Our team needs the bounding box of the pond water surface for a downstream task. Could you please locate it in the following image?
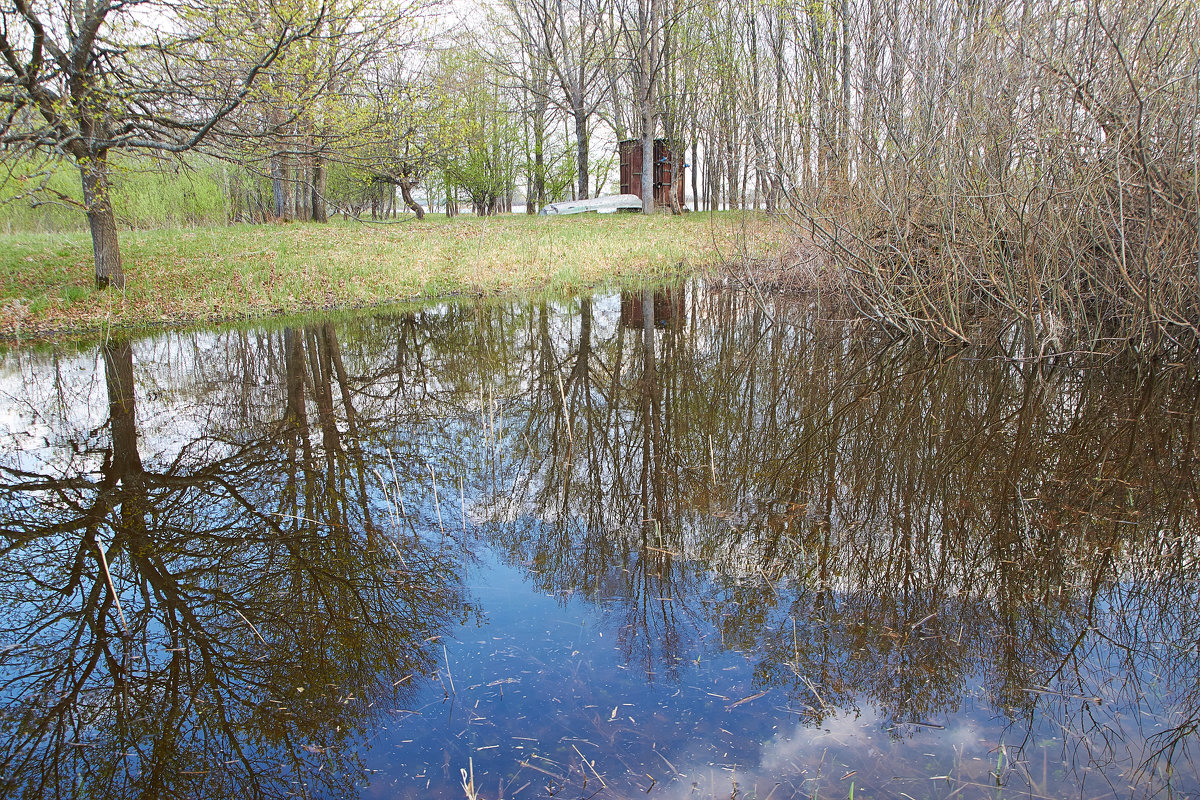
[1,285,1199,799]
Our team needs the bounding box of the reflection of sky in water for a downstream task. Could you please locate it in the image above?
[368,549,785,798]
[360,548,1200,799]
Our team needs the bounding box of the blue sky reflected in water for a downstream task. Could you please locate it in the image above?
[362,547,1198,799]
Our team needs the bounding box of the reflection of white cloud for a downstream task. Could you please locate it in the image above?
[0,349,107,476]
[1,332,271,476]
[647,710,877,800]
[649,707,993,800]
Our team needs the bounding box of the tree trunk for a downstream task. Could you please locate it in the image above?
[399,179,426,220]
[294,154,310,221]
[311,155,328,223]
[536,103,547,210]
[641,125,655,213]
[80,151,125,290]
[839,0,850,187]
[727,127,740,210]
[272,152,289,220]
[529,100,546,214]
[638,0,660,213]
[691,138,700,212]
[669,150,683,215]
[294,156,307,221]
[283,154,297,220]
[574,102,590,199]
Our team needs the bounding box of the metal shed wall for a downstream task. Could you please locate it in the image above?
[618,139,685,208]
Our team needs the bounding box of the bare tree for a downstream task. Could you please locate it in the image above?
[238,0,427,224]
[355,64,466,221]
[635,0,662,212]
[497,0,614,199]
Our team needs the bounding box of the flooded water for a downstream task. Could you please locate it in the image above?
[1,285,1199,800]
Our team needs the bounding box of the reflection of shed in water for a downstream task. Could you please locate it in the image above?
[618,139,685,208]
[621,290,685,328]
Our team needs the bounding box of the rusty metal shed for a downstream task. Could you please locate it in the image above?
[620,289,685,328]
[618,138,685,208]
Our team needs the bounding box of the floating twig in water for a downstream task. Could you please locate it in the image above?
[654,748,682,777]
[572,744,607,788]
[519,759,567,782]
[460,757,479,800]
[234,609,267,646]
[94,540,129,635]
[726,690,769,710]
[911,612,938,630]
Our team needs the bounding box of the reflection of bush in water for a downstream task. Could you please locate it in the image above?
[1,290,1196,796]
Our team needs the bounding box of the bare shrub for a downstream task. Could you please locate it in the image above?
[783,0,1199,357]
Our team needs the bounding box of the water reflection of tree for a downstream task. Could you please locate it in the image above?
[470,285,1200,783]
[473,290,711,678]
[0,328,468,799]
[2,291,1199,794]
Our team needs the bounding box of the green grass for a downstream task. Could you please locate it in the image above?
[0,155,230,233]
[0,212,779,338]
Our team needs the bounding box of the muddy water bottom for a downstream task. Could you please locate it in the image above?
[0,285,1197,799]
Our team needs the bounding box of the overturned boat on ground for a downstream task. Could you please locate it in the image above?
[538,194,642,215]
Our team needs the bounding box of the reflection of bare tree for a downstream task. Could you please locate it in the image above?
[475,289,702,676]
[0,330,467,799]
[468,285,1200,787]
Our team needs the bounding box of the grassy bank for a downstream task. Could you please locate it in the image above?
[0,212,777,339]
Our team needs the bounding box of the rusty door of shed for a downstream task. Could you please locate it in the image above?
[618,139,684,208]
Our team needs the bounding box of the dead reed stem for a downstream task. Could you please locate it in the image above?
[429,463,444,533]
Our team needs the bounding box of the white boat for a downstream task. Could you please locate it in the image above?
[538,194,643,215]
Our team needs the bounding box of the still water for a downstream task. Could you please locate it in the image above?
[1,285,1198,799]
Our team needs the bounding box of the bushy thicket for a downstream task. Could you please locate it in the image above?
[782,0,1199,356]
